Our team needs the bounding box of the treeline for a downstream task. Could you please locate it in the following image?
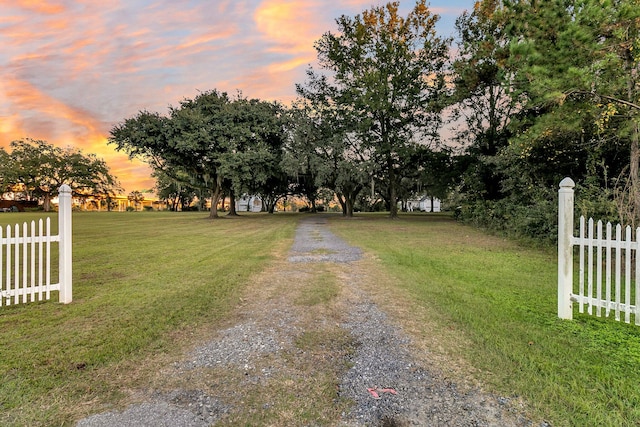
[451,0,639,243]
[0,139,121,211]
[110,0,640,242]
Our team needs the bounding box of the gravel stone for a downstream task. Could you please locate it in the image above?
[338,295,526,426]
[288,216,363,263]
[287,216,533,427]
[181,321,285,370]
[75,401,212,427]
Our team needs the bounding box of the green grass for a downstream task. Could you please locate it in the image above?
[0,211,297,426]
[4,210,640,425]
[294,268,340,307]
[329,212,640,427]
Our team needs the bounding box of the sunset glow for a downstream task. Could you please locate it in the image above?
[0,0,469,193]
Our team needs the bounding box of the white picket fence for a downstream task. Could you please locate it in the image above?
[0,185,72,306]
[558,177,640,323]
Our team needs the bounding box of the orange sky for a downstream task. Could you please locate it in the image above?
[0,0,469,194]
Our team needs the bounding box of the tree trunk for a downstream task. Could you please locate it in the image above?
[263,194,278,214]
[43,193,51,212]
[631,121,640,228]
[209,187,221,219]
[227,188,239,216]
[627,55,639,228]
[338,186,360,218]
[336,192,347,216]
[345,196,354,217]
[388,158,398,219]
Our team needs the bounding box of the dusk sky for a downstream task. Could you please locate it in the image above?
[1,0,472,193]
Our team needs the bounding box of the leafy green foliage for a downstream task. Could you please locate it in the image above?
[127,190,145,210]
[109,91,287,218]
[284,100,371,216]
[153,169,197,211]
[303,0,450,218]
[1,139,121,211]
[451,0,638,239]
[451,0,516,201]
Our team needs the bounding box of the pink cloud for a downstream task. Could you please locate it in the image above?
[254,0,328,57]
[4,0,67,15]
[1,77,108,146]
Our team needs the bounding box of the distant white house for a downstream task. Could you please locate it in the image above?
[406,195,441,212]
[235,195,263,212]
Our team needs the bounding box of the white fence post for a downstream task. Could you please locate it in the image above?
[58,184,72,304]
[558,177,575,319]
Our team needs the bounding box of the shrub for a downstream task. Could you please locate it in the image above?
[455,179,619,246]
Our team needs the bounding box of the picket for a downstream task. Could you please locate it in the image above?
[0,185,72,306]
[559,178,640,324]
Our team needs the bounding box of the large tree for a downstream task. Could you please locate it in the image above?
[3,139,121,211]
[285,98,371,217]
[504,0,640,224]
[110,90,287,219]
[219,97,288,215]
[304,0,450,218]
[282,104,325,213]
[446,0,639,241]
[451,0,518,201]
[111,90,230,218]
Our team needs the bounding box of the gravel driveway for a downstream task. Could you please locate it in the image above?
[77,215,540,427]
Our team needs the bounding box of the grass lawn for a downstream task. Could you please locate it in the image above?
[0,211,297,426]
[2,211,639,426]
[330,213,640,427]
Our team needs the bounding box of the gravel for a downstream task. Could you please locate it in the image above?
[181,321,286,370]
[76,215,542,427]
[288,217,363,263]
[338,294,529,426]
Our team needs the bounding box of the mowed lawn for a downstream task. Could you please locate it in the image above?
[0,211,297,426]
[330,213,640,427]
[1,211,640,426]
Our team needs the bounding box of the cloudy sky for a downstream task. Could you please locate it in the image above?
[0,0,471,193]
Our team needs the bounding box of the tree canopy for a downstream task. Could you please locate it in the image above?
[109,90,287,218]
[448,0,640,240]
[1,139,121,211]
[300,0,450,218]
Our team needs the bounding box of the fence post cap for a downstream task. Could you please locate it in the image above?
[59,184,72,193]
[559,177,575,189]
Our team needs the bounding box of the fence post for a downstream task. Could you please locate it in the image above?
[58,184,72,304]
[558,177,575,319]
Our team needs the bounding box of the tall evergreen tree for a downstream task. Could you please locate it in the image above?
[451,0,517,201]
[506,0,640,224]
